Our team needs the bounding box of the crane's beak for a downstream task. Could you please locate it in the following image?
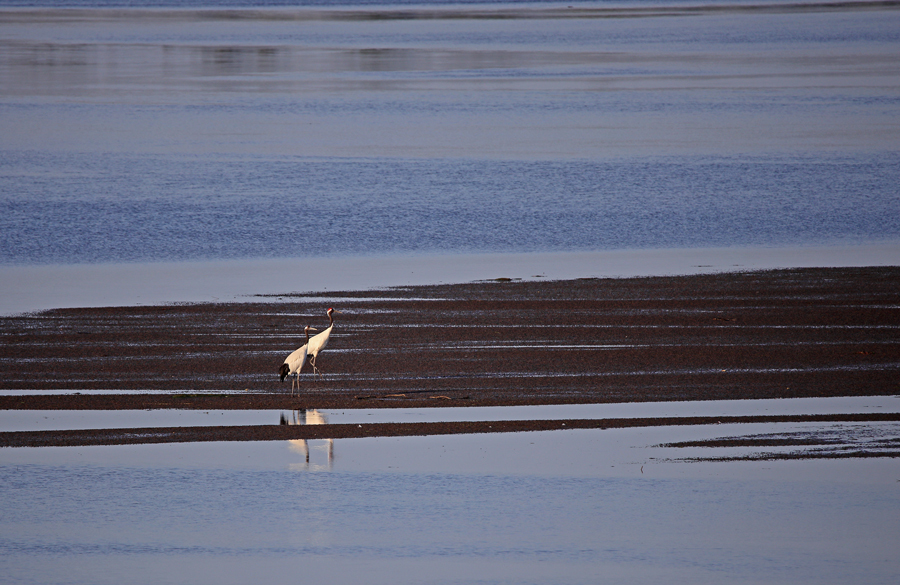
[309,327,318,331]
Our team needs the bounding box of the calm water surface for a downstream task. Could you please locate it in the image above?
[3,395,899,430]
[1,0,899,267]
[2,426,900,585]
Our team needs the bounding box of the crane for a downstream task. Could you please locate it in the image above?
[307,307,340,377]
[278,325,317,395]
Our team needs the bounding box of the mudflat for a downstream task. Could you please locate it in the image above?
[2,267,898,446]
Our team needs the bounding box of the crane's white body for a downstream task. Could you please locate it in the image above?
[307,308,339,377]
[279,325,316,395]
[282,345,308,394]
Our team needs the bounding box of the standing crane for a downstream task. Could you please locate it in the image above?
[307,307,340,377]
[279,325,317,395]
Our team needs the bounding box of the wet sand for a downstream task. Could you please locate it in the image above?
[5,413,900,450]
[2,267,899,447]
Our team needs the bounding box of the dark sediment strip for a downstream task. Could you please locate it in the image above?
[1,267,898,446]
[3,413,899,448]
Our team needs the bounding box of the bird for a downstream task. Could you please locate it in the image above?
[279,325,317,395]
[306,307,340,377]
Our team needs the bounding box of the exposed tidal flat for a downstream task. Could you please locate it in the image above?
[2,266,900,446]
[2,268,900,585]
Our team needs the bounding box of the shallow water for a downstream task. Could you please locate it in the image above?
[2,1,899,273]
[3,399,899,583]
[3,425,900,585]
[2,395,899,431]
[2,0,899,314]
[2,243,899,315]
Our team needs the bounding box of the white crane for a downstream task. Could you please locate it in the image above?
[279,325,317,395]
[307,307,340,377]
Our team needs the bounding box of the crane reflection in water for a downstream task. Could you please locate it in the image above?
[281,408,334,470]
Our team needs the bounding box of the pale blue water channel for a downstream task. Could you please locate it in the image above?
[3,420,900,584]
[2,396,898,431]
[2,397,900,584]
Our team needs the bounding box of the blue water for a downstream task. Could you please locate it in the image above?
[3,153,898,264]
[2,430,900,585]
[2,0,899,267]
[0,467,884,583]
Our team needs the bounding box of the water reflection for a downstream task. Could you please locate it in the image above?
[2,396,898,432]
[2,39,608,94]
[196,45,289,80]
[281,408,334,470]
[3,427,899,585]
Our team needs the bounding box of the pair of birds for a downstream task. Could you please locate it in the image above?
[279,307,339,395]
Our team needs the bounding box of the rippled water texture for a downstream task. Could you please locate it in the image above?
[3,426,900,585]
[2,1,899,265]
